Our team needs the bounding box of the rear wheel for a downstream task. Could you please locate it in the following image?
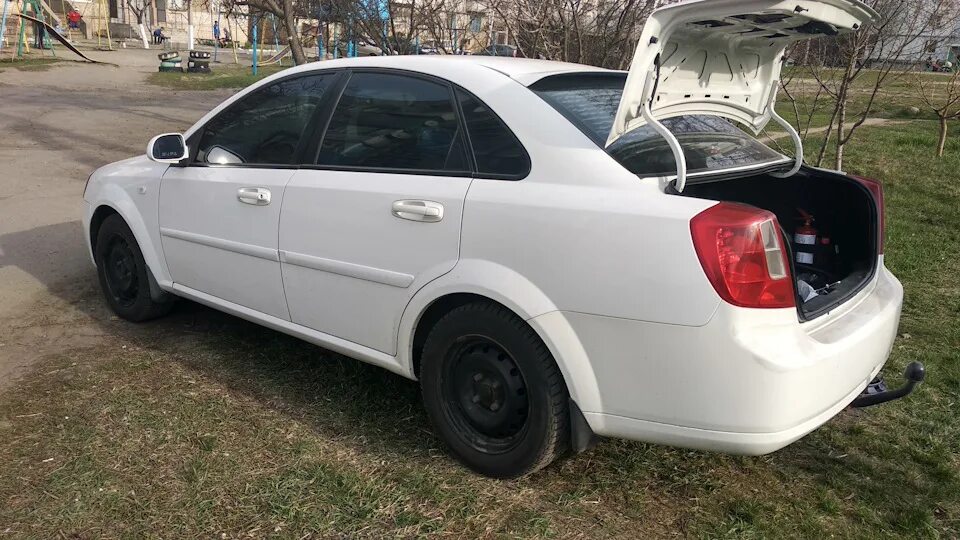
[420,302,569,478]
[95,214,174,322]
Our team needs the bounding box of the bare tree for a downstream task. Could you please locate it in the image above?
[783,0,960,169]
[915,68,960,156]
[126,0,154,25]
[485,0,658,68]
[221,0,308,63]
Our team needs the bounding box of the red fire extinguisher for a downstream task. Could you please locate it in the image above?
[794,209,818,265]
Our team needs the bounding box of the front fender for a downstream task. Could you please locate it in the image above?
[397,259,603,413]
[86,185,170,286]
[83,156,169,286]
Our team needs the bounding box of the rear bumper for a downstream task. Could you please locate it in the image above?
[536,263,903,455]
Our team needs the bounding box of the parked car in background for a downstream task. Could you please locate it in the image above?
[83,0,921,479]
[336,40,390,57]
[417,40,442,54]
[475,44,519,57]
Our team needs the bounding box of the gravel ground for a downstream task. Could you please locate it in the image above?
[0,48,233,388]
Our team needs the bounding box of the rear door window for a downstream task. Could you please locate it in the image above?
[317,72,468,172]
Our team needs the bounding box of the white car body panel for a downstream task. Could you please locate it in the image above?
[280,170,471,355]
[83,155,173,284]
[82,51,903,456]
[159,166,293,320]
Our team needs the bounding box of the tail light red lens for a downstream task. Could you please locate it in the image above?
[851,175,885,254]
[691,202,795,309]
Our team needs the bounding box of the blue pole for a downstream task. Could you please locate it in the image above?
[252,17,258,76]
[317,28,323,60]
[0,0,11,55]
[270,13,281,65]
[347,17,354,57]
[333,26,338,58]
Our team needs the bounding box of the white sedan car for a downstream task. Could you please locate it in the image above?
[83,0,922,478]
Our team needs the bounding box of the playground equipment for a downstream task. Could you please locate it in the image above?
[187,49,210,72]
[11,0,54,57]
[16,13,100,62]
[158,50,181,71]
[92,0,110,50]
[255,44,289,66]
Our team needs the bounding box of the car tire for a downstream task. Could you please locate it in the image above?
[94,214,174,322]
[420,302,569,478]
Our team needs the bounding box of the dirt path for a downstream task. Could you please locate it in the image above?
[762,116,903,141]
[0,49,233,389]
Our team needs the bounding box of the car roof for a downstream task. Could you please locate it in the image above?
[283,55,615,86]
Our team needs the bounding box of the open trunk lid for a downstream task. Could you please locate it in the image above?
[607,0,878,191]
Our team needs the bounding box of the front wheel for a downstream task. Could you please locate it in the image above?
[94,214,174,322]
[420,302,569,478]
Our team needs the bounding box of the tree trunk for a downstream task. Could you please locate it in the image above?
[938,116,948,157]
[835,97,846,170]
[281,0,306,64]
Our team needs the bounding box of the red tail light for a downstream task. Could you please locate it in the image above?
[851,175,885,254]
[691,202,795,309]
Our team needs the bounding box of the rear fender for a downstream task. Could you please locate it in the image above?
[397,259,603,413]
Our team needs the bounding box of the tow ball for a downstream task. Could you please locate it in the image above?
[850,361,926,408]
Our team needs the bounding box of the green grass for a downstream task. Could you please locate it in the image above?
[146,64,289,90]
[1,119,959,537]
[0,56,65,71]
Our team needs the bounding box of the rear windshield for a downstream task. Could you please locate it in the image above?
[530,74,784,177]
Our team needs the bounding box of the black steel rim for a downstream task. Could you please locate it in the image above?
[441,335,530,454]
[102,235,139,308]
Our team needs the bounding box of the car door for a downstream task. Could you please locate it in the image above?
[279,70,474,355]
[159,72,337,320]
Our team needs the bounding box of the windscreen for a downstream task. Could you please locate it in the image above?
[530,74,784,177]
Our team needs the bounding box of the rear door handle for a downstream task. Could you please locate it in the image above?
[238,187,271,205]
[392,200,443,222]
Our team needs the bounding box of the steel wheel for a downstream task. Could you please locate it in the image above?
[94,213,174,322]
[103,235,139,308]
[420,302,569,478]
[441,336,530,453]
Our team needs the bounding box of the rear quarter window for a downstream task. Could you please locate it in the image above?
[456,89,530,179]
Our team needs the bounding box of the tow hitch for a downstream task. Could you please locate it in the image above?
[851,361,925,408]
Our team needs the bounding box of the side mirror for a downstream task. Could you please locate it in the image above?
[147,133,188,163]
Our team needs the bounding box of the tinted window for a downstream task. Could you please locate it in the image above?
[531,74,783,176]
[317,73,467,172]
[196,74,332,165]
[456,89,529,177]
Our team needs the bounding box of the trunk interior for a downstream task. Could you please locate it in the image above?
[675,168,880,320]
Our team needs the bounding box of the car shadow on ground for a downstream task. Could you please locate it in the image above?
[2,221,948,520]
[0,219,437,461]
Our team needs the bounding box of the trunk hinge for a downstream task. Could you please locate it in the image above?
[641,54,688,191]
[768,86,803,178]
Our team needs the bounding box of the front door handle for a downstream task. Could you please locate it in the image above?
[238,187,271,205]
[392,200,443,222]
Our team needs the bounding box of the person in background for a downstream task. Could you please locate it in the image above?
[67,9,81,30]
[153,27,167,44]
[213,21,220,45]
[222,25,231,46]
[33,19,45,48]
